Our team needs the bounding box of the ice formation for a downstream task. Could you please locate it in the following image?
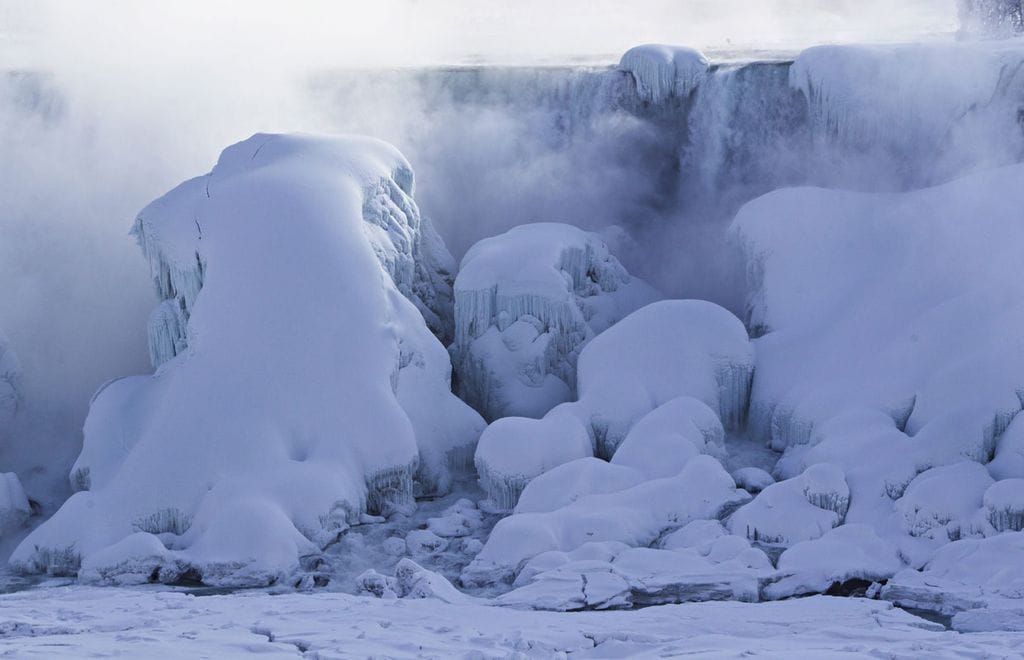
[451,223,658,421]
[984,479,1024,532]
[610,397,726,479]
[618,45,709,105]
[0,331,20,429]
[0,472,31,534]
[474,413,592,512]
[11,134,483,585]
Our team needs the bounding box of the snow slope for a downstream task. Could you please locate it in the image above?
[10,134,483,586]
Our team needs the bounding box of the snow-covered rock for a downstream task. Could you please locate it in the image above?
[990,414,1024,480]
[618,44,709,104]
[461,455,749,587]
[11,134,483,585]
[357,558,477,605]
[731,467,775,494]
[474,412,593,512]
[573,300,754,458]
[896,462,992,541]
[764,524,903,600]
[728,464,849,546]
[451,223,658,421]
[610,396,726,479]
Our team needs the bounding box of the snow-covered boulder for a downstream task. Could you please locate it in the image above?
[0,331,21,429]
[728,464,849,546]
[573,300,754,458]
[451,223,658,421]
[461,455,749,587]
[990,414,1024,480]
[610,396,726,479]
[11,134,483,585]
[618,44,709,105]
[357,558,477,605]
[764,524,903,600]
[731,467,775,494]
[474,412,593,512]
[984,479,1024,533]
[896,462,993,541]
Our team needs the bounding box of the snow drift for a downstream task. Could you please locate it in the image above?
[11,133,483,585]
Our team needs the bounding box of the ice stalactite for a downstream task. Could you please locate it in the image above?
[618,45,709,105]
[983,479,1024,532]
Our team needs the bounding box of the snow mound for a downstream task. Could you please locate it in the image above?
[896,462,993,541]
[357,558,477,605]
[461,455,749,588]
[764,524,903,600]
[618,44,709,104]
[728,464,849,546]
[513,458,643,515]
[574,300,754,458]
[0,472,31,534]
[451,223,658,421]
[11,133,483,585]
[0,331,21,429]
[474,412,593,512]
[991,414,1024,480]
[610,396,726,479]
[732,467,775,494]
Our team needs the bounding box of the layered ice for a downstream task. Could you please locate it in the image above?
[451,223,658,421]
[618,45,709,105]
[11,134,483,585]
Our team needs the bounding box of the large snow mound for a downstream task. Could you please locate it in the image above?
[451,222,658,421]
[11,133,483,586]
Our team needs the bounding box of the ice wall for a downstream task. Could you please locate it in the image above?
[451,223,659,421]
[0,331,21,429]
[11,134,483,586]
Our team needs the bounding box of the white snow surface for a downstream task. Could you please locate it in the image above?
[10,133,484,586]
[451,222,658,421]
[618,44,710,104]
[2,586,1020,658]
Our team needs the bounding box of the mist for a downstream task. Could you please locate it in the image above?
[0,0,968,500]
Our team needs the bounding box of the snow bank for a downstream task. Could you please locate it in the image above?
[461,455,749,587]
[573,300,754,458]
[618,44,709,105]
[474,412,592,512]
[11,133,483,585]
[451,223,658,421]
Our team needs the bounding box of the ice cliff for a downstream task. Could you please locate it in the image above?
[451,223,658,421]
[10,134,483,586]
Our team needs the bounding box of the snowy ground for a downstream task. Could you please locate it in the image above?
[1,586,1022,658]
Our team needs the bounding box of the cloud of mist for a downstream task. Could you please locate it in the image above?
[0,0,966,500]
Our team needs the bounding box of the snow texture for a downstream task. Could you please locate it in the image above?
[11,133,483,586]
[451,222,658,421]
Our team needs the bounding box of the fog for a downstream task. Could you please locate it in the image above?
[0,0,966,499]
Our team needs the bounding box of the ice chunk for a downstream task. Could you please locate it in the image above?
[896,462,993,541]
[462,455,749,587]
[451,223,658,421]
[359,559,478,605]
[611,396,726,479]
[984,479,1024,532]
[11,134,483,585]
[573,300,754,457]
[513,458,644,515]
[618,44,709,104]
[405,529,449,557]
[474,412,593,512]
[728,464,849,546]
[764,524,903,600]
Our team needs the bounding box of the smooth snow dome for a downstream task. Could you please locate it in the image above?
[611,396,727,479]
[11,133,483,585]
[451,222,658,421]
